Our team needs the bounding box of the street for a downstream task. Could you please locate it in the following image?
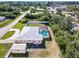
[0,10,30,39]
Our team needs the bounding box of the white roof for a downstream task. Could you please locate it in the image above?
[31,12,43,15]
[11,44,26,50]
[16,26,43,41]
[37,8,44,10]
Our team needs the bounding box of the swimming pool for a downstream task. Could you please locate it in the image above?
[40,30,49,38]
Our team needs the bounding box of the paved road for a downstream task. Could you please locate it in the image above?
[0,10,30,39]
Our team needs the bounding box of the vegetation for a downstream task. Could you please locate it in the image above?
[48,13,79,57]
[0,5,14,12]
[1,31,14,40]
[13,22,26,30]
[29,24,44,26]
[30,7,36,13]
[0,43,12,58]
[13,18,27,30]
[32,9,79,57]
[0,19,13,28]
[1,1,79,58]
[0,11,20,19]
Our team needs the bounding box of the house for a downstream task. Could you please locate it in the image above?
[0,16,6,21]
[10,26,49,56]
[37,7,44,11]
[15,26,49,44]
[62,12,76,16]
[15,26,43,44]
[47,7,54,13]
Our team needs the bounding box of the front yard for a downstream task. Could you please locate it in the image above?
[0,43,12,58]
[13,18,26,30]
[1,31,14,40]
[0,19,13,28]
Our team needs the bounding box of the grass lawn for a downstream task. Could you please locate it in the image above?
[1,31,14,40]
[0,19,13,28]
[0,43,12,58]
[13,22,26,30]
[29,24,45,26]
[13,18,26,30]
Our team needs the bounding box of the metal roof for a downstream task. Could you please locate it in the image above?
[16,26,43,41]
[11,44,26,49]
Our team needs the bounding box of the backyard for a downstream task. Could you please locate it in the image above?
[28,26,60,58]
[29,23,45,26]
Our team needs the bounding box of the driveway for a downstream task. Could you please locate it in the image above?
[7,29,20,40]
[0,29,20,43]
[0,10,30,39]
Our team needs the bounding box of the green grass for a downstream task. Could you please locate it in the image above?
[13,22,26,30]
[13,18,26,30]
[1,31,14,40]
[0,19,13,28]
[0,43,12,58]
[29,24,45,26]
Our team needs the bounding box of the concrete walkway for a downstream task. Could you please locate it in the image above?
[7,29,20,40]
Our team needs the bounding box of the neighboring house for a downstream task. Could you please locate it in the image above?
[0,16,6,21]
[68,12,77,17]
[47,5,67,14]
[55,5,66,10]
[47,7,54,13]
[62,12,77,17]
[72,22,79,31]
[37,7,44,11]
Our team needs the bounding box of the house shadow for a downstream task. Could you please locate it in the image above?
[44,32,52,41]
[27,40,46,49]
[9,52,29,58]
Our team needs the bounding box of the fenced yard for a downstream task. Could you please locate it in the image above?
[28,26,60,58]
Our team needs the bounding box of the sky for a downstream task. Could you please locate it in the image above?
[0,0,79,1]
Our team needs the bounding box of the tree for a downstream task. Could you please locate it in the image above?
[56,9,62,15]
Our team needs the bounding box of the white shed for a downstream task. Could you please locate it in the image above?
[11,44,27,53]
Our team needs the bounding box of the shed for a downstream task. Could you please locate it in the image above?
[11,44,27,53]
